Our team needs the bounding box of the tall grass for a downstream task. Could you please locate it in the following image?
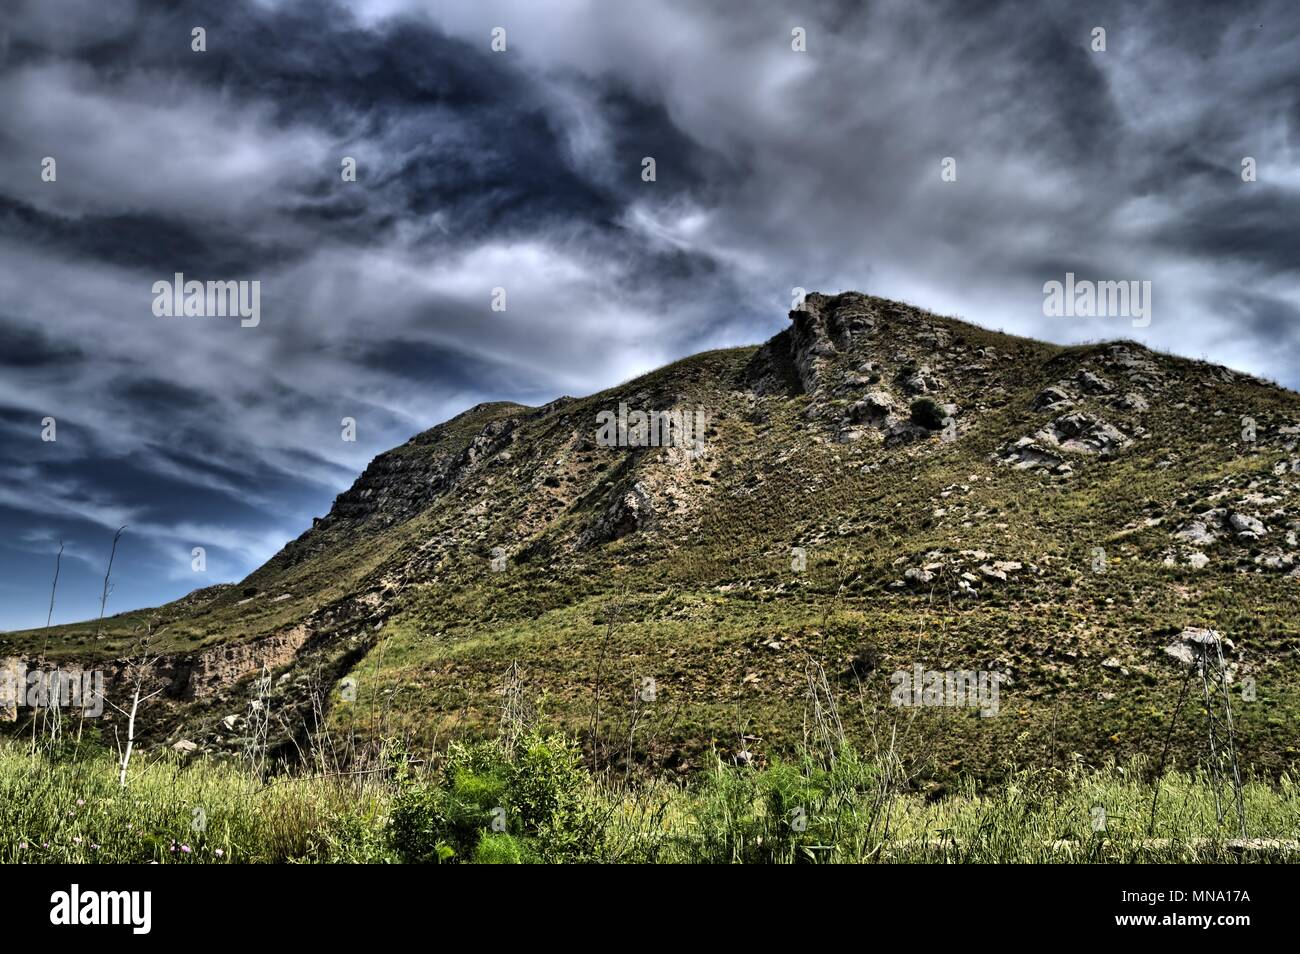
[2,740,1296,863]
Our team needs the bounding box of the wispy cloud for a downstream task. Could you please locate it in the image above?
[1,0,1296,627]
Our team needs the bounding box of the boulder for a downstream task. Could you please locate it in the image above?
[1164,627,1234,668]
[1031,386,1072,411]
[1076,370,1115,394]
[1228,512,1266,537]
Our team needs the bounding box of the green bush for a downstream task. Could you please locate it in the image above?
[387,781,456,863]
[909,397,946,430]
[504,732,605,863]
[385,734,603,863]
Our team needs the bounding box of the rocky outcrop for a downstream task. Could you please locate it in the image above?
[1036,413,1130,455]
[581,481,656,546]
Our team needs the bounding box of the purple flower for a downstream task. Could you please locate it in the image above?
[180,844,192,853]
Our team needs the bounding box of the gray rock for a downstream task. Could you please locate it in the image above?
[1164,627,1234,668]
[1174,521,1219,546]
[1076,370,1115,394]
[846,391,895,424]
[1031,386,1072,411]
[1036,413,1130,455]
[1228,512,1266,537]
[1101,656,1129,675]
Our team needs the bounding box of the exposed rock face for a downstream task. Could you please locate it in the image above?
[582,481,656,546]
[175,625,313,701]
[848,391,895,424]
[787,294,873,394]
[1174,519,1220,546]
[1174,509,1268,545]
[1228,512,1266,537]
[0,625,313,725]
[0,657,20,722]
[1076,369,1115,394]
[1032,385,1072,411]
[305,414,517,538]
[902,366,940,394]
[997,437,1066,472]
[1035,413,1130,456]
[996,411,1129,471]
[785,294,969,448]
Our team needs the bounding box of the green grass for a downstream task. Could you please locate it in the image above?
[2,738,1297,864]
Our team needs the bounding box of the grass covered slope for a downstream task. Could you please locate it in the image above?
[4,293,1299,785]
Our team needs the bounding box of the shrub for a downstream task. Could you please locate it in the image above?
[387,781,456,863]
[504,732,605,863]
[910,397,946,430]
[385,734,603,862]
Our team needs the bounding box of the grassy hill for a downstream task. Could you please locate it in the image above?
[5,292,1299,789]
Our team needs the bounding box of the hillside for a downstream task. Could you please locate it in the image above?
[4,293,1299,784]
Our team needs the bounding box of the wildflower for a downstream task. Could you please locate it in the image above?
[214,848,224,858]
[18,842,27,850]
[76,799,85,806]
[180,844,192,853]
[73,836,81,844]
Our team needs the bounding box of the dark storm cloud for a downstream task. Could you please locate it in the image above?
[0,323,84,368]
[1,0,1297,628]
[0,195,295,275]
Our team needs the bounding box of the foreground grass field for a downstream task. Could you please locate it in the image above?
[3,734,1298,864]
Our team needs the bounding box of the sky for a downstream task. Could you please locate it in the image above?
[0,0,1297,630]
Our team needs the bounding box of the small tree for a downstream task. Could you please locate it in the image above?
[107,626,163,788]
